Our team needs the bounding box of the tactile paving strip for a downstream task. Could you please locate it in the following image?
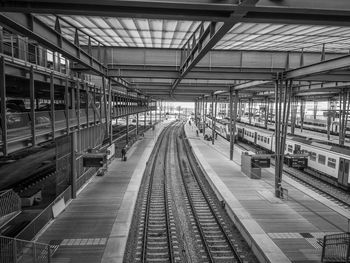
[60,238,107,246]
[268,232,342,250]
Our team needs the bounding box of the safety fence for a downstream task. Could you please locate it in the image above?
[322,232,350,262]
[0,235,51,263]
[16,186,71,242]
[0,189,21,222]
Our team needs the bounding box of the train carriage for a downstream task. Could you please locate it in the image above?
[206,116,350,189]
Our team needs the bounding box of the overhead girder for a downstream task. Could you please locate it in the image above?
[170,0,258,93]
[104,48,350,82]
[0,12,107,76]
[285,54,350,80]
[0,12,132,91]
[3,0,350,26]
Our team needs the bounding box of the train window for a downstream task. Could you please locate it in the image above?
[310,152,316,161]
[318,154,326,165]
[258,135,260,140]
[267,138,270,144]
[328,158,336,169]
[288,145,293,153]
[264,137,267,143]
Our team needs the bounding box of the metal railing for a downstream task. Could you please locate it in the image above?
[322,232,350,262]
[16,186,71,242]
[0,235,51,263]
[0,189,21,219]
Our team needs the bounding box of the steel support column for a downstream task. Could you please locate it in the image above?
[50,72,55,140]
[327,98,331,140]
[65,77,70,134]
[29,66,36,146]
[300,99,305,132]
[70,131,77,199]
[290,95,297,135]
[108,79,113,145]
[126,93,129,145]
[144,102,147,129]
[203,97,207,136]
[0,57,7,155]
[229,87,233,160]
[155,101,157,123]
[102,77,108,132]
[213,94,218,145]
[274,77,293,198]
[248,99,252,124]
[264,97,268,128]
[313,101,318,119]
[136,112,139,135]
[194,99,197,126]
[211,94,214,144]
[150,100,152,126]
[76,81,81,131]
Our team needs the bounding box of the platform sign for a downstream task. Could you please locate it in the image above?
[284,155,308,168]
[251,154,271,168]
[83,153,106,167]
[106,144,115,160]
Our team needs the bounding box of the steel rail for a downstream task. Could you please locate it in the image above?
[175,124,243,263]
[141,122,176,263]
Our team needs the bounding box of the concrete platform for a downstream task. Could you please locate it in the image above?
[185,123,350,263]
[37,121,169,263]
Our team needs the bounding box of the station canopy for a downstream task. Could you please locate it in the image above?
[31,11,350,101]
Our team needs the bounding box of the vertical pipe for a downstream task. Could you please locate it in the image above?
[232,91,238,157]
[86,84,89,128]
[0,26,3,54]
[102,77,108,132]
[71,84,76,130]
[50,72,55,140]
[93,88,96,125]
[65,77,70,134]
[108,80,112,144]
[136,112,139,135]
[99,86,102,124]
[213,94,218,145]
[327,98,331,140]
[30,66,36,146]
[229,87,233,160]
[248,99,252,124]
[211,94,214,144]
[71,131,77,199]
[76,81,81,131]
[274,79,280,198]
[194,100,197,126]
[150,100,153,126]
[126,93,129,145]
[203,97,208,136]
[264,97,268,128]
[0,57,7,156]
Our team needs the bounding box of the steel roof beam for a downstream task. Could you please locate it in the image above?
[0,12,107,76]
[3,0,350,26]
[170,0,258,93]
[285,54,350,80]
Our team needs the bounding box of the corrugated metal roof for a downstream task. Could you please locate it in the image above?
[36,15,203,48]
[215,23,350,53]
[35,15,350,54]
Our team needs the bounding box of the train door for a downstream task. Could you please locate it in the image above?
[254,132,257,144]
[338,158,350,186]
[294,144,301,154]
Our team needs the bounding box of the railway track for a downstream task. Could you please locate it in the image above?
[126,122,256,263]
[136,122,180,262]
[176,125,244,262]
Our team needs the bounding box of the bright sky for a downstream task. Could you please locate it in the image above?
[163,102,194,110]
